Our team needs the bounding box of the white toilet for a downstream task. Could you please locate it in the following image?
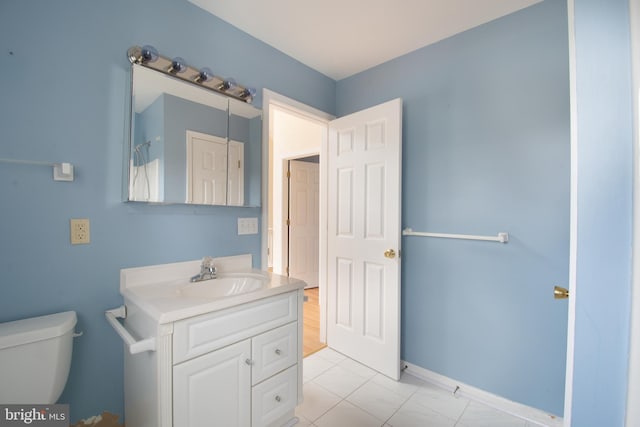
[0,311,77,404]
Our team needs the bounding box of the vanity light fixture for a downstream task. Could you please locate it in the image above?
[126,45,257,103]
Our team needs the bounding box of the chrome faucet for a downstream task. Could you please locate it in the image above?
[190,256,217,282]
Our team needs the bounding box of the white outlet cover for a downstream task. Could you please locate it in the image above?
[70,218,90,244]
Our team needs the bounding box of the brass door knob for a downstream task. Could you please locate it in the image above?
[384,249,396,259]
[554,286,569,300]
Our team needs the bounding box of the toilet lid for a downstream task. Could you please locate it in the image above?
[0,311,77,350]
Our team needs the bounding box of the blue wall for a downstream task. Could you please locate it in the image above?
[571,0,633,425]
[337,0,570,415]
[0,0,335,422]
[1,0,634,423]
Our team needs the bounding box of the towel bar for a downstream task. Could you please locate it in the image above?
[105,305,156,354]
[402,228,509,243]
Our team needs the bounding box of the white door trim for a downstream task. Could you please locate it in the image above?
[403,361,563,427]
[564,1,578,424]
[262,89,333,343]
[627,0,640,425]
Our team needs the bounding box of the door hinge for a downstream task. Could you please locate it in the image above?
[286,266,290,275]
[287,170,291,178]
[238,160,241,169]
[286,219,290,226]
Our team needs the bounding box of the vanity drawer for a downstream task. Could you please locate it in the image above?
[173,292,297,364]
[251,365,297,427]
[252,322,297,385]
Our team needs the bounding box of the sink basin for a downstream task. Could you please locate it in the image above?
[177,272,269,299]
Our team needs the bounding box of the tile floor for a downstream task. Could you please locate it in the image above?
[296,347,542,427]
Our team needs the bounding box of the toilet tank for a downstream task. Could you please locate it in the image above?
[0,311,77,404]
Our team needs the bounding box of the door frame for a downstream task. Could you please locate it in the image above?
[262,89,334,342]
[563,1,578,423]
[626,0,640,425]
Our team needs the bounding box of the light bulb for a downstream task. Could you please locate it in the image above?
[141,45,159,63]
[242,87,257,102]
[195,67,214,83]
[221,78,237,91]
[168,57,187,74]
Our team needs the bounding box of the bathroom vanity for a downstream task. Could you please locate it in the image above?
[108,255,305,427]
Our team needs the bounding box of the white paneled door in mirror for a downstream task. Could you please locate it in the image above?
[186,131,228,205]
[327,98,402,380]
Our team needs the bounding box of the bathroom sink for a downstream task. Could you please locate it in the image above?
[177,272,269,299]
[120,255,306,323]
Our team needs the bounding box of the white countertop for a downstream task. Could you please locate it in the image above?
[119,255,306,324]
[122,270,305,324]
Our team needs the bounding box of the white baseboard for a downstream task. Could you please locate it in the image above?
[401,361,563,427]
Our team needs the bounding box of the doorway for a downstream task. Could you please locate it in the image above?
[288,156,324,356]
[262,90,333,356]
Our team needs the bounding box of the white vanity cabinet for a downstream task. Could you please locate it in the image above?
[172,291,301,427]
[122,288,304,427]
[115,256,306,427]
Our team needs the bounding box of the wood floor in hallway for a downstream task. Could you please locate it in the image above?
[303,287,326,357]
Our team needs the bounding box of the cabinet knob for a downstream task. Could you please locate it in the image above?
[245,358,253,365]
[275,395,282,402]
[275,348,282,355]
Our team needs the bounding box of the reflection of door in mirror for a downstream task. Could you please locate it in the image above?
[227,141,245,206]
[186,131,228,205]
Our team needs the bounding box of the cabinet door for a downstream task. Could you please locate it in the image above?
[174,340,251,427]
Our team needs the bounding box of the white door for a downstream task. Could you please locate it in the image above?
[228,140,245,206]
[186,130,228,205]
[288,159,320,288]
[173,340,251,427]
[327,98,402,380]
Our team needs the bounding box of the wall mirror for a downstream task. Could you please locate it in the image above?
[126,64,261,206]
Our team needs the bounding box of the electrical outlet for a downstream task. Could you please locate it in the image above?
[70,218,90,244]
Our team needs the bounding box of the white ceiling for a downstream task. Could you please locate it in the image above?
[188,0,542,80]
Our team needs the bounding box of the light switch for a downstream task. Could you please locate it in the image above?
[237,218,258,235]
